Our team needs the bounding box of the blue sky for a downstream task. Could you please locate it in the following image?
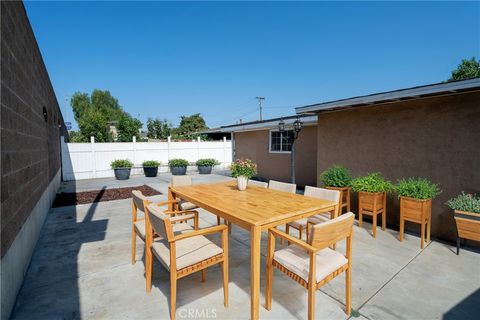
[24,1,479,130]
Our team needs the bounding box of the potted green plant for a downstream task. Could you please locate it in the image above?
[168,158,189,175]
[111,159,133,180]
[351,172,394,238]
[446,192,480,254]
[196,158,219,174]
[396,177,441,248]
[230,158,257,191]
[142,160,160,177]
[319,165,352,213]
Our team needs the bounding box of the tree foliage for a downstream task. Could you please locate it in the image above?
[448,57,480,81]
[70,90,142,142]
[147,118,172,139]
[171,113,208,140]
[117,114,143,142]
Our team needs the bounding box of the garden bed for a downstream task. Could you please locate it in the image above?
[52,185,161,207]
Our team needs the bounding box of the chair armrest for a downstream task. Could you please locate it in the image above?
[171,224,227,242]
[163,209,198,216]
[154,199,180,207]
[269,228,317,253]
[170,212,198,224]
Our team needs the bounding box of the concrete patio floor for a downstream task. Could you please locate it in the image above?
[11,173,480,319]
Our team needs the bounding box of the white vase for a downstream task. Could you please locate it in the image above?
[237,176,248,191]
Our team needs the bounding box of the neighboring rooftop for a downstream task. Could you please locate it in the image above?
[296,77,480,114]
[208,114,317,133]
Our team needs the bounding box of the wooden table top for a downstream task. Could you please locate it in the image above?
[170,180,338,229]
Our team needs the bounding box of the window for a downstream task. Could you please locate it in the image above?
[269,130,294,153]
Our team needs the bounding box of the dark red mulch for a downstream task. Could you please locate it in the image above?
[52,185,161,208]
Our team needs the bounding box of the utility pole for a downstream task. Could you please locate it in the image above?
[255,97,265,121]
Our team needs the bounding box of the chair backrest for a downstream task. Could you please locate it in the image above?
[308,212,354,250]
[248,180,268,188]
[132,190,148,213]
[171,175,192,187]
[268,180,296,194]
[304,186,340,204]
[147,203,173,241]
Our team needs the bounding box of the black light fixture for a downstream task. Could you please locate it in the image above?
[278,118,285,133]
[43,106,48,122]
[293,116,303,134]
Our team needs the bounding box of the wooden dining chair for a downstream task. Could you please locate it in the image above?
[286,186,341,243]
[131,190,198,265]
[248,179,268,188]
[265,212,354,320]
[268,180,297,193]
[171,176,198,211]
[145,203,229,320]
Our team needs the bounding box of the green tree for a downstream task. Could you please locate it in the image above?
[77,108,111,142]
[171,113,208,140]
[147,118,172,139]
[448,57,480,81]
[117,113,143,142]
[70,89,142,142]
[68,130,86,142]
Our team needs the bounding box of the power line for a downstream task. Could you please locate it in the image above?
[255,97,265,121]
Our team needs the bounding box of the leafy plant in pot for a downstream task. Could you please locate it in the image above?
[142,160,160,177]
[351,172,394,238]
[111,159,133,180]
[446,192,480,254]
[168,158,189,175]
[196,158,219,174]
[319,165,352,213]
[396,177,441,248]
[230,158,257,191]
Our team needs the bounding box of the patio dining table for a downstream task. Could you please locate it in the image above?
[168,180,339,319]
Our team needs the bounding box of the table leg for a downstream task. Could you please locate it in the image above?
[250,225,261,320]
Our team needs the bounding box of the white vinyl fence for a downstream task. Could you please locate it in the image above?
[61,136,232,181]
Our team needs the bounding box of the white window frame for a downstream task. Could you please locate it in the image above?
[268,129,293,154]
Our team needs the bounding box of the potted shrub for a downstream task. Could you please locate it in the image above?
[111,159,133,180]
[230,158,257,191]
[396,177,441,248]
[319,165,352,213]
[446,192,480,255]
[142,160,160,177]
[168,158,189,175]
[351,172,394,238]
[196,158,219,174]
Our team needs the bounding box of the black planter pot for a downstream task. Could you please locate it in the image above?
[114,168,131,180]
[198,165,212,174]
[143,166,158,177]
[171,166,187,175]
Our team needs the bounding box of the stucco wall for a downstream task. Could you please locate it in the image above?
[234,125,317,187]
[1,2,67,318]
[315,91,480,242]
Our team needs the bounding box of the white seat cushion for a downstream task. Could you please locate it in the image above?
[180,201,198,210]
[152,234,223,270]
[273,245,348,283]
[134,216,194,240]
[287,218,308,229]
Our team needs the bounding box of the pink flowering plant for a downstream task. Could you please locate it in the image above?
[230,158,257,179]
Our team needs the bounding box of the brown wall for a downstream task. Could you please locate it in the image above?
[1,1,67,257]
[316,91,480,242]
[234,125,317,187]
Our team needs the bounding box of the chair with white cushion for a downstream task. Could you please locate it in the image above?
[145,203,229,320]
[131,190,198,265]
[171,176,198,211]
[286,186,341,242]
[268,180,297,194]
[265,212,354,320]
[248,179,268,188]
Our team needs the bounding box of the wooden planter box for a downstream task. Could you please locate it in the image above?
[358,191,386,238]
[399,196,432,249]
[326,186,351,213]
[454,210,480,255]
